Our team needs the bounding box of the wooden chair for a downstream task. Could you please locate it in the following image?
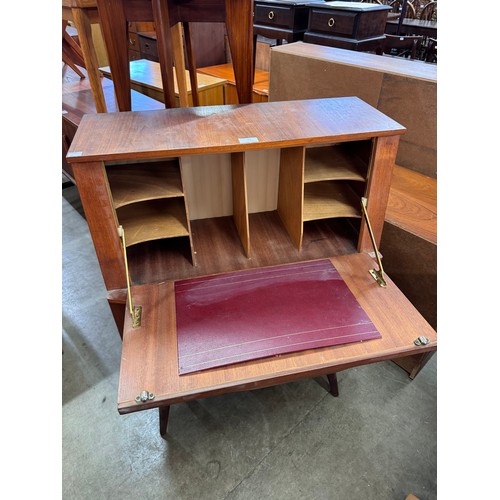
[389,0,417,18]
[62,20,86,79]
[377,34,424,59]
[420,1,437,21]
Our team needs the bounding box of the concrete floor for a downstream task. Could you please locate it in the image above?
[62,183,437,500]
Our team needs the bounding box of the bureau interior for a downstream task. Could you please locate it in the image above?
[104,139,374,285]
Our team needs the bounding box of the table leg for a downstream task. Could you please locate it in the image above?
[152,0,177,109]
[171,23,189,107]
[71,8,108,112]
[183,22,199,107]
[159,405,171,436]
[225,0,254,104]
[327,373,339,397]
[96,0,131,111]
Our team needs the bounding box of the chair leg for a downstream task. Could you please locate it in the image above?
[327,373,339,397]
[159,405,170,436]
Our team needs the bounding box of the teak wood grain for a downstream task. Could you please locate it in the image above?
[357,135,400,253]
[117,252,436,413]
[386,165,437,244]
[68,98,405,294]
[277,146,305,249]
[67,97,405,162]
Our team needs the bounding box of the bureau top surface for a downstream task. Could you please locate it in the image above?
[67,97,405,163]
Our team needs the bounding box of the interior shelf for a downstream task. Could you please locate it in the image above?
[116,198,190,246]
[106,159,184,208]
[303,181,362,221]
[304,144,368,183]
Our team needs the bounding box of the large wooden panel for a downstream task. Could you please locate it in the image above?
[380,223,436,329]
[385,165,437,245]
[269,42,436,178]
[377,74,437,177]
[269,47,383,107]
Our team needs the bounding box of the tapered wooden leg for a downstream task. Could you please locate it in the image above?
[152,0,177,109]
[327,373,339,397]
[95,0,130,111]
[172,22,189,107]
[72,7,108,112]
[159,405,170,436]
[225,0,254,104]
[183,22,199,106]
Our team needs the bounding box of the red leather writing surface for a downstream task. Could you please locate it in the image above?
[175,260,381,374]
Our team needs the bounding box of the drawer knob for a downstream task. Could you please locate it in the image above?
[328,17,335,27]
[268,11,275,20]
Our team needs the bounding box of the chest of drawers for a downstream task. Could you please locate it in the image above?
[304,1,391,51]
[253,0,319,43]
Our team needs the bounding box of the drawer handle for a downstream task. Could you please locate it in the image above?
[268,11,275,20]
[328,17,335,27]
[129,38,135,46]
[144,43,150,49]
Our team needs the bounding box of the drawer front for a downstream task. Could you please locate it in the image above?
[254,4,294,29]
[139,36,158,59]
[308,9,357,37]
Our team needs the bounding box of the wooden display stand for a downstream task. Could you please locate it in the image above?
[66,97,436,433]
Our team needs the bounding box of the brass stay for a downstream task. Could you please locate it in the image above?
[118,225,142,327]
[360,197,387,288]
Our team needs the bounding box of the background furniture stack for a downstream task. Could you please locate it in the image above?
[268,41,436,331]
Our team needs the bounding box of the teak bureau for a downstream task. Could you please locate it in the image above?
[66,97,436,434]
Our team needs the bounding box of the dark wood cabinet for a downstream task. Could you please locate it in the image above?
[253,0,318,43]
[304,1,391,51]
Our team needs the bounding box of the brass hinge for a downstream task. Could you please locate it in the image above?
[360,197,387,287]
[135,390,155,403]
[118,225,142,327]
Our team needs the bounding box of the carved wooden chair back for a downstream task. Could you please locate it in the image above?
[389,0,417,18]
[420,1,437,21]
